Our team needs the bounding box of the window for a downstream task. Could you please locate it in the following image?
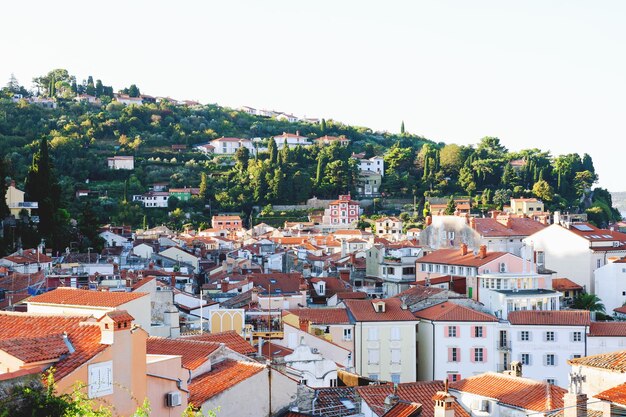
[474,326,484,338]
[520,331,530,341]
[572,332,582,342]
[368,349,380,365]
[447,373,461,382]
[573,354,582,359]
[385,267,395,275]
[421,264,426,272]
[391,374,401,384]
[499,263,507,272]
[390,327,401,341]
[597,259,602,268]
[368,374,379,380]
[545,331,555,342]
[448,326,457,338]
[450,266,456,274]
[88,361,113,398]
[546,354,556,366]
[368,327,379,341]
[521,353,530,365]
[450,347,459,362]
[343,328,352,341]
[537,251,545,266]
[391,349,401,364]
[474,348,484,363]
[546,378,556,385]
[402,267,415,275]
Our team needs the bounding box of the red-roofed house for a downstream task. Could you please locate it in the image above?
[209,137,255,155]
[27,287,152,334]
[414,301,498,382]
[322,195,361,227]
[508,310,590,387]
[283,308,353,352]
[524,222,626,293]
[345,298,417,382]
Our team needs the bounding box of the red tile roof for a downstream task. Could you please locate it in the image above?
[417,248,509,267]
[147,337,220,370]
[595,382,626,406]
[569,350,626,372]
[345,298,416,322]
[413,301,498,322]
[183,331,256,355]
[336,291,367,300]
[472,217,546,237]
[50,323,107,381]
[588,322,626,337]
[0,334,69,363]
[131,276,155,291]
[247,272,304,295]
[261,342,293,359]
[551,278,583,292]
[383,402,422,417]
[28,287,148,307]
[450,372,566,412]
[188,359,265,406]
[357,381,470,417]
[285,308,350,324]
[615,306,626,315]
[507,310,590,326]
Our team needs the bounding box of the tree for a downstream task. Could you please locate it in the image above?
[493,189,512,210]
[572,293,605,313]
[439,144,464,176]
[531,179,554,202]
[199,172,210,202]
[234,146,250,171]
[320,118,327,134]
[267,138,278,166]
[0,159,9,219]
[574,170,598,198]
[444,197,456,215]
[582,153,595,174]
[125,84,141,97]
[33,69,71,97]
[24,137,61,245]
[400,120,405,135]
[85,76,96,96]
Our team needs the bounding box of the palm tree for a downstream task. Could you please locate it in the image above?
[572,293,605,313]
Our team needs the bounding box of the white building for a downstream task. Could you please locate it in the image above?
[374,217,403,240]
[209,137,256,155]
[132,192,169,208]
[524,222,626,293]
[415,301,499,382]
[272,132,311,149]
[365,244,422,297]
[283,340,338,387]
[586,322,626,356]
[345,298,417,383]
[508,310,590,387]
[594,258,626,314]
[356,156,384,176]
[107,156,135,170]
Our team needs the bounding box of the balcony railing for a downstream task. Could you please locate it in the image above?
[8,201,38,209]
[497,340,511,351]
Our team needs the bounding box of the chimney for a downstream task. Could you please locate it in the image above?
[433,380,455,417]
[460,244,468,256]
[426,216,432,226]
[170,275,176,288]
[469,216,476,229]
[296,130,300,136]
[506,217,512,229]
[509,361,522,377]
[299,318,309,332]
[339,270,350,283]
[491,210,499,219]
[221,279,229,293]
[478,245,487,259]
[564,371,587,417]
[383,385,400,413]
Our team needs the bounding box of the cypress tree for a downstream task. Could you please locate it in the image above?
[268,138,278,166]
[401,120,405,135]
[0,158,9,219]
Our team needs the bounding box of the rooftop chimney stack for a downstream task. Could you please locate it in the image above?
[433,380,455,417]
[460,243,468,256]
[478,245,487,259]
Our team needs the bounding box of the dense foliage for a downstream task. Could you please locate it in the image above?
[0,69,621,254]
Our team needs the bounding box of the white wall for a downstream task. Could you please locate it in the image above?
[509,324,587,387]
[595,262,626,314]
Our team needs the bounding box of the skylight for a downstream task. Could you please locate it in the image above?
[340,399,356,410]
[572,224,593,231]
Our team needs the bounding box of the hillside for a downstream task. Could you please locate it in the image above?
[0,69,622,253]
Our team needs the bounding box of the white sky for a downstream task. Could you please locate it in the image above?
[2,1,625,191]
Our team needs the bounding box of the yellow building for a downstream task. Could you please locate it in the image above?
[5,182,38,216]
[510,198,545,215]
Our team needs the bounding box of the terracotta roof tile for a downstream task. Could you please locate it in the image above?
[450,372,566,412]
[183,331,256,355]
[507,310,590,326]
[383,402,422,417]
[568,350,626,372]
[551,278,583,292]
[615,306,626,314]
[417,248,509,267]
[357,381,470,417]
[0,334,69,363]
[588,322,626,337]
[28,287,148,307]
[285,308,350,324]
[413,301,498,322]
[188,359,265,406]
[147,337,220,370]
[595,382,626,406]
[345,298,416,322]
[472,217,546,237]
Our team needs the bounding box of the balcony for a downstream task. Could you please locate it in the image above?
[497,340,511,351]
[8,201,38,209]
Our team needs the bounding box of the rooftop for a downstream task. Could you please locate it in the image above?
[182,330,256,355]
[284,308,350,324]
[413,301,498,322]
[147,337,221,370]
[188,359,265,406]
[568,350,626,372]
[28,287,148,308]
[507,310,590,326]
[417,248,509,267]
[345,298,416,322]
[588,322,626,337]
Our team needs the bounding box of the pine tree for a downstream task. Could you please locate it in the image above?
[0,158,9,219]
[268,138,278,166]
[24,138,60,243]
[444,197,457,215]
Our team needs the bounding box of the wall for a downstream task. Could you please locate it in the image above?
[276,323,352,368]
[209,309,245,334]
[579,365,626,410]
[146,355,189,417]
[595,262,626,313]
[200,367,297,417]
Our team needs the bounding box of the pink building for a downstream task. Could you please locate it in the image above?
[322,195,360,226]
